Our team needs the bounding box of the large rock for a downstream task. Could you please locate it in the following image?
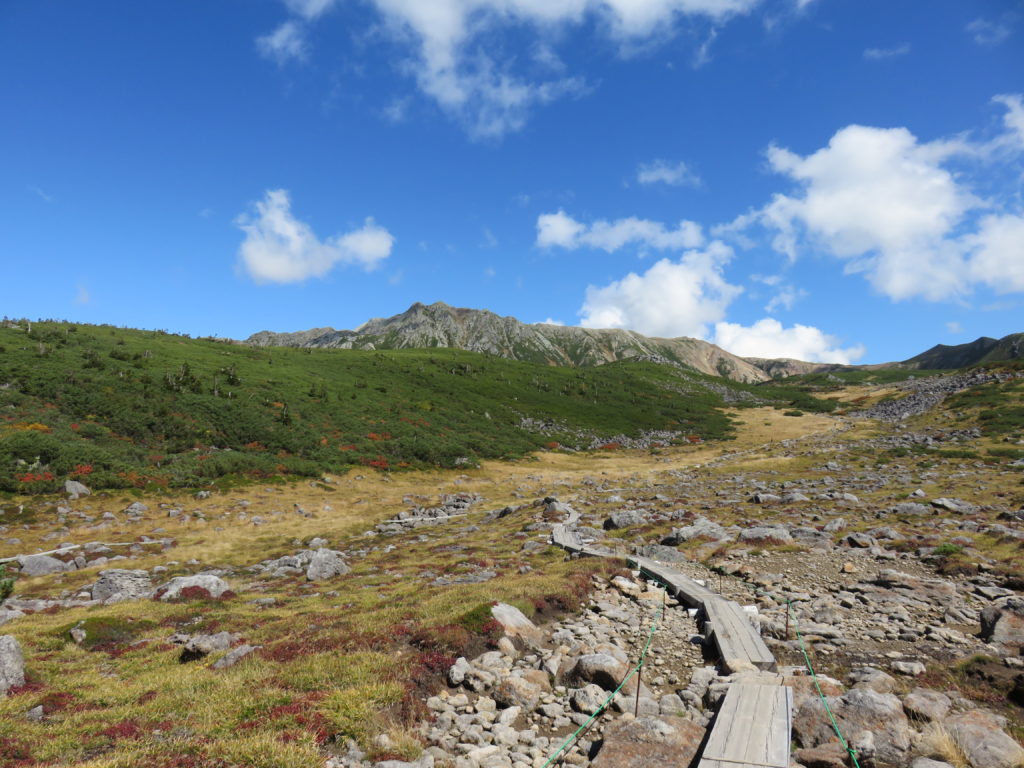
[980,596,1024,652]
[490,603,542,647]
[738,525,792,544]
[793,687,912,766]
[902,689,950,722]
[92,569,153,603]
[305,549,350,581]
[591,716,704,768]
[947,710,1024,768]
[154,574,231,601]
[64,479,90,499]
[604,510,645,530]
[16,554,70,576]
[492,676,542,712]
[0,635,25,695]
[565,650,632,693]
[662,517,731,545]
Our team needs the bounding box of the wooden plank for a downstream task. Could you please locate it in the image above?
[704,598,775,671]
[628,556,717,609]
[699,684,792,768]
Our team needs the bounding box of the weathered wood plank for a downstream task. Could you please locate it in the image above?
[699,684,792,768]
[704,597,775,671]
[627,555,717,608]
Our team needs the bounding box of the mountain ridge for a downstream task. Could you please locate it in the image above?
[246,302,1024,381]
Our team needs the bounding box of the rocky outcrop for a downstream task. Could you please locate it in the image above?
[153,574,231,601]
[981,597,1024,652]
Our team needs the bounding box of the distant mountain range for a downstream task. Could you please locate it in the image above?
[246,302,1023,382]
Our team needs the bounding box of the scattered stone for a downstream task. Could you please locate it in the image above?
[980,596,1024,652]
[213,644,258,669]
[947,709,1024,768]
[0,635,25,695]
[91,569,153,603]
[16,554,70,576]
[153,574,231,601]
[64,480,90,499]
[490,603,542,647]
[305,549,350,581]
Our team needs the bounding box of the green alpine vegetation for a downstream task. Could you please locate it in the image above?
[0,320,835,493]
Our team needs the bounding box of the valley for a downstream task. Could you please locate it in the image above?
[1,368,1023,768]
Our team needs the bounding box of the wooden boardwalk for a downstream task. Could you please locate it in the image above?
[550,522,792,768]
[698,684,792,768]
[702,596,776,672]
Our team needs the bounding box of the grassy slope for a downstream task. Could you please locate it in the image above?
[0,321,832,493]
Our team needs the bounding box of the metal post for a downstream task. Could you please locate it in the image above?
[634,663,642,717]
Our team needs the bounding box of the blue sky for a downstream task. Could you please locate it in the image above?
[1,0,1022,364]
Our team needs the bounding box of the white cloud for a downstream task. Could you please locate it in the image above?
[578,241,742,337]
[993,94,1024,150]
[262,0,759,137]
[284,0,336,19]
[637,159,700,186]
[946,321,963,334]
[964,214,1024,294]
[537,209,704,251]
[764,284,805,313]
[967,17,1011,46]
[539,317,565,325]
[236,189,393,284]
[864,43,910,60]
[257,21,308,64]
[719,95,1024,304]
[753,124,980,300]
[74,284,90,306]
[713,318,865,363]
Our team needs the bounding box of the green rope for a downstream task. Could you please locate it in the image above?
[540,597,664,768]
[780,594,862,768]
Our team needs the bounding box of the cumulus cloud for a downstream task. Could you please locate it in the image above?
[261,0,759,137]
[964,213,1024,294]
[637,159,700,186]
[863,43,910,60]
[537,210,704,251]
[946,321,963,334]
[578,241,742,337]
[712,318,865,363]
[236,189,393,284]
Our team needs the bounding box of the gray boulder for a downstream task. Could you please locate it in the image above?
[947,710,1024,768]
[154,574,231,601]
[0,635,25,695]
[92,569,153,603]
[490,603,542,646]
[566,651,631,693]
[64,479,90,499]
[184,632,237,656]
[305,549,350,581]
[0,609,24,626]
[794,687,912,766]
[212,644,258,669]
[931,497,977,514]
[739,525,792,544]
[604,510,645,530]
[662,516,730,544]
[980,596,1024,652]
[17,554,70,576]
[902,688,950,722]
